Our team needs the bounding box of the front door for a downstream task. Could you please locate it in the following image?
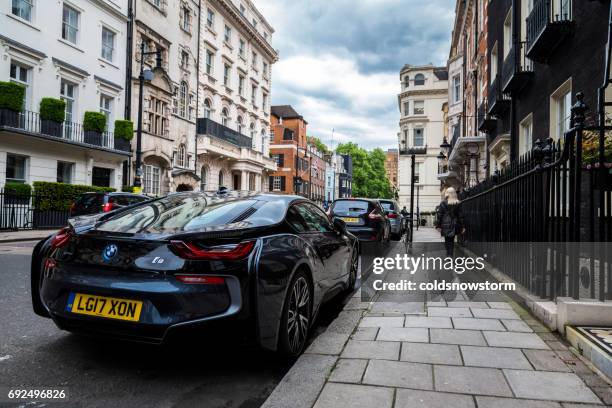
[92,167,111,187]
[233,174,240,190]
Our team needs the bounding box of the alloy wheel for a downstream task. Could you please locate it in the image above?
[287,276,311,354]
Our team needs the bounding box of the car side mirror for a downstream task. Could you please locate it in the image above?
[333,217,347,235]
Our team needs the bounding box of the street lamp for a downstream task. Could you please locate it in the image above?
[133,42,164,192]
[405,146,427,242]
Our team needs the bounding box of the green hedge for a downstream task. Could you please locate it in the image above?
[39,98,66,123]
[0,82,25,112]
[114,120,134,140]
[3,182,31,198]
[83,111,106,132]
[33,181,114,211]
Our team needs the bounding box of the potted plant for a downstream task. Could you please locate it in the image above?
[39,98,66,138]
[83,111,106,145]
[113,119,133,151]
[0,82,25,128]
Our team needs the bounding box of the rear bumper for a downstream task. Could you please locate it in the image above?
[389,220,401,234]
[346,226,381,242]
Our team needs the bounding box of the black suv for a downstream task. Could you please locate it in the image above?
[330,198,390,242]
[69,192,150,217]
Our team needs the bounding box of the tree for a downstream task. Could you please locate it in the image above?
[336,142,393,199]
[308,136,329,154]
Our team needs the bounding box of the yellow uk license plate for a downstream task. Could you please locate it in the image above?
[66,293,143,322]
[342,217,359,223]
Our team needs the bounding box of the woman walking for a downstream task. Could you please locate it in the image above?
[435,187,464,257]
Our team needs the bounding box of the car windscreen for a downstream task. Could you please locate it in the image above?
[332,200,370,216]
[73,193,104,210]
[380,201,395,211]
[96,195,258,234]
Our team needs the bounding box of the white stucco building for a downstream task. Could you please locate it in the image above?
[195,0,277,192]
[397,64,448,215]
[0,0,130,189]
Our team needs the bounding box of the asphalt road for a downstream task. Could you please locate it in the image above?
[0,240,394,408]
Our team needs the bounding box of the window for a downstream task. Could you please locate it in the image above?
[413,163,421,184]
[224,25,232,43]
[251,85,257,106]
[205,50,214,75]
[264,32,269,42]
[250,123,255,145]
[237,116,243,134]
[269,131,275,143]
[12,0,33,22]
[490,43,499,83]
[403,76,410,89]
[181,7,191,32]
[263,61,268,77]
[413,128,424,147]
[218,170,225,187]
[179,81,187,118]
[262,93,268,111]
[99,95,113,131]
[403,101,409,116]
[240,4,246,15]
[519,114,533,156]
[239,39,245,57]
[177,144,186,167]
[273,176,282,191]
[221,107,229,126]
[10,62,30,110]
[101,27,115,62]
[181,50,189,69]
[206,9,214,29]
[452,75,461,103]
[554,88,572,139]
[414,74,425,86]
[261,129,266,153]
[6,154,27,183]
[273,153,285,167]
[60,79,76,138]
[203,98,212,118]
[62,4,79,44]
[147,97,168,136]
[553,0,571,20]
[238,75,245,96]
[252,51,257,67]
[223,64,231,87]
[200,167,208,191]
[294,203,332,232]
[413,100,424,115]
[503,9,512,58]
[143,164,161,196]
[56,161,73,184]
[252,18,257,29]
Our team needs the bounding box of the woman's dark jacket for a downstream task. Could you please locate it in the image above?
[435,200,464,238]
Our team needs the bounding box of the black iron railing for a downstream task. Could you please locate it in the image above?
[196,117,253,148]
[0,189,74,230]
[501,42,533,91]
[527,0,572,50]
[488,75,510,114]
[0,109,130,153]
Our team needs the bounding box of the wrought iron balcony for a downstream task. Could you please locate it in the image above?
[196,117,253,148]
[488,75,510,116]
[501,42,534,95]
[0,109,130,153]
[477,102,497,133]
[526,0,573,63]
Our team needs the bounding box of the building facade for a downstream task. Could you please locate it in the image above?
[336,153,353,199]
[397,64,448,213]
[195,0,277,193]
[384,148,398,196]
[308,143,326,204]
[0,0,130,189]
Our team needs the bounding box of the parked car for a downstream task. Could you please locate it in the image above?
[69,192,150,217]
[330,198,390,243]
[31,193,359,357]
[378,199,404,240]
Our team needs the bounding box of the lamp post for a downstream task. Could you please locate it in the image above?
[133,42,163,192]
[406,146,427,242]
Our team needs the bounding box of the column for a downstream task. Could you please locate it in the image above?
[241,170,249,190]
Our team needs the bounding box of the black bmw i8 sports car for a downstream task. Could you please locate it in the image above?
[31,192,359,356]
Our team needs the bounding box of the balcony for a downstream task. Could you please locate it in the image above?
[477,102,497,133]
[399,146,427,155]
[488,75,511,116]
[0,109,131,154]
[501,42,534,95]
[526,0,573,63]
[196,117,252,148]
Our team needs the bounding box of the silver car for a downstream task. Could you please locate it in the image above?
[378,199,403,240]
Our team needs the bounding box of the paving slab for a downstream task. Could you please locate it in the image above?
[523,350,572,372]
[486,302,514,310]
[476,396,562,408]
[329,359,368,383]
[428,307,472,317]
[561,404,607,408]
[313,383,394,408]
[343,297,370,310]
[359,316,404,328]
[503,369,602,403]
[545,340,568,351]
[502,319,533,332]
[484,331,550,349]
[448,301,490,309]
[351,327,378,341]
[395,389,475,408]
[453,317,506,331]
[404,316,452,328]
[363,359,434,390]
[427,300,447,307]
[434,365,513,397]
[472,308,521,320]
[326,310,364,334]
[461,345,532,370]
[341,340,400,360]
[430,328,487,346]
[400,342,462,365]
[370,302,424,314]
[376,327,429,342]
[305,331,351,355]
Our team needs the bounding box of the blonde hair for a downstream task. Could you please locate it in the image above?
[444,187,460,205]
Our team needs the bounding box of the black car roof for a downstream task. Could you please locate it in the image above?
[334,198,378,203]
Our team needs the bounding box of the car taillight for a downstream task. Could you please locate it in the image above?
[170,240,255,260]
[368,211,383,220]
[387,213,397,219]
[175,275,226,285]
[102,202,113,212]
[51,227,73,249]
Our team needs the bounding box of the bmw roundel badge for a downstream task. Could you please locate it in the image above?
[102,244,119,262]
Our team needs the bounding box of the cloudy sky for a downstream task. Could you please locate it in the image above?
[256,0,455,151]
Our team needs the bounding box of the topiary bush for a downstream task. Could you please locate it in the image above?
[33,181,114,211]
[3,182,31,197]
[83,111,106,132]
[0,82,25,112]
[114,120,134,140]
[39,98,66,123]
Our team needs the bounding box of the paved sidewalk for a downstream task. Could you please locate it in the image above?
[0,229,54,243]
[262,229,612,408]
